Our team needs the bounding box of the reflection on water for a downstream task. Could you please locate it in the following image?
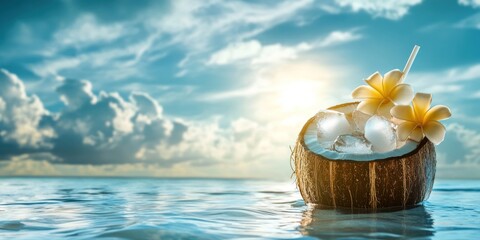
[300,205,434,239]
[0,178,479,239]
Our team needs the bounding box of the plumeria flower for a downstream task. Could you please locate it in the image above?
[390,93,451,145]
[352,70,414,117]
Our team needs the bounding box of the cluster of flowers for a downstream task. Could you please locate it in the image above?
[352,70,451,145]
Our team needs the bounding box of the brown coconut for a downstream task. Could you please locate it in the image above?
[292,102,436,209]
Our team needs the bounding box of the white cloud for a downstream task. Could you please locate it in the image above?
[458,0,480,8]
[207,40,263,65]
[30,58,82,78]
[50,81,189,165]
[409,63,480,90]
[0,156,60,176]
[30,35,159,80]
[424,85,462,94]
[130,92,163,118]
[207,30,361,66]
[54,14,126,47]
[473,91,480,98]
[314,30,363,47]
[456,13,480,29]
[443,63,480,80]
[0,152,290,179]
[207,40,311,66]
[446,123,480,164]
[150,0,315,51]
[56,79,97,109]
[147,116,286,166]
[251,43,311,65]
[0,70,54,148]
[333,0,422,20]
[0,97,6,112]
[0,156,194,178]
[197,86,264,101]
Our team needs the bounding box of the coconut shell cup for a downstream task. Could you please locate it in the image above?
[293,102,436,209]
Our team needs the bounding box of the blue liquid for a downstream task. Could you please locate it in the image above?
[0,178,479,239]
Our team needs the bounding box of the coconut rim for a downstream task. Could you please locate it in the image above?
[299,102,430,163]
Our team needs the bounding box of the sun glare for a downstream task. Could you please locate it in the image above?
[276,80,319,111]
[245,61,344,149]
[263,62,338,115]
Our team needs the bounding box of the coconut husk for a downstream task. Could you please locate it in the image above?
[292,102,436,209]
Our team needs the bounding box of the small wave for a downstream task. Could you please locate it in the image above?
[97,224,222,240]
[47,198,91,203]
[204,191,250,196]
[204,208,260,218]
[1,201,59,206]
[77,190,116,195]
[58,188,74,193]
[0,221,25,231]
[136,192,157,196]
[436,226,480,231]
[0,221,55,232]
[434,188,480,192]
[258,191,288,194]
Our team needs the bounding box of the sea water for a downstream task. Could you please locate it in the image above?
[0,177,479,239]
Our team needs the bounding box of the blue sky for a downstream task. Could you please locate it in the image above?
[0,0,479,179]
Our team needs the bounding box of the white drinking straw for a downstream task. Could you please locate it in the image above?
[401,45,420,82]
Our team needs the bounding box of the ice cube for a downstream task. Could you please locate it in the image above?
[352,110,371,133]
[316,110,352,148]
[364,115,396,153]
[333,134,373,154]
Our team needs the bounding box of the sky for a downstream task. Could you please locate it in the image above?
[0,0,479,179]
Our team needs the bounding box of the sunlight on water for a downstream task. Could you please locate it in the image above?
[0,178,479,239]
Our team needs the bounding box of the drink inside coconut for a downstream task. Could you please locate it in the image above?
[293,46,451,209]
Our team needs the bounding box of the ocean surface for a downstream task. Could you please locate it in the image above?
[0,178,479,239]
